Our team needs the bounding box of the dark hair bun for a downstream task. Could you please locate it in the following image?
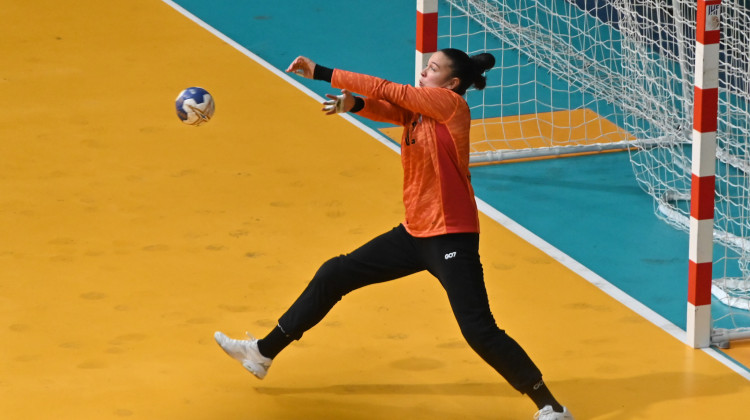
[470,53,495,90]
[471,53,496,73]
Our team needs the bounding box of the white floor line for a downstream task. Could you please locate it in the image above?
[162,0,750,382]
[475,198,750,381]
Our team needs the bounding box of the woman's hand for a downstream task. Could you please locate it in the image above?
[286,56,316,79]
[322,89,355,115]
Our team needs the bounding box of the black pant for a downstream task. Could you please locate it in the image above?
[278,224,543,392]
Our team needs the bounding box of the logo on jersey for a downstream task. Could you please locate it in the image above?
[444,251,457,260]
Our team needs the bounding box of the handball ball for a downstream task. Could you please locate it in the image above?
[175,87,215,126]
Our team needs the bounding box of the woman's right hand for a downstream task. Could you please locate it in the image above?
[286,56,316,79]
[322,89,355,115]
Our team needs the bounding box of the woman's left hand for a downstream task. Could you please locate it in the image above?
[322,89,355,115]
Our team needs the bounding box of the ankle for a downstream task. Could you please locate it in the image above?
[257,324,293,359]
[525,379,563,412]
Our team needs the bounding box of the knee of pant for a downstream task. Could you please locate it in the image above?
[460,322,506,354]
[310,255,350,298]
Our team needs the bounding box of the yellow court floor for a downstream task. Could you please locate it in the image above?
[2,1,749,419]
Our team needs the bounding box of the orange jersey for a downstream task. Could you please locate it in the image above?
[331,69,479,237]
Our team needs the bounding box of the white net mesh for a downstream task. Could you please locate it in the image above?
[439,0,750,339]
[614,0,750,337]
[442,0,639,163]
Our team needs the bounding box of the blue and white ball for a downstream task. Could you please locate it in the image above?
[175,87,215,126]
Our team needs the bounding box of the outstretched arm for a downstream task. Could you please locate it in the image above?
[286,56,413,126]
[331,69,462,123]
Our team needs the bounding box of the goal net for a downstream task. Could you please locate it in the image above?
[440,0,640,164]
[437,0,750,345]
[614,0,750,346]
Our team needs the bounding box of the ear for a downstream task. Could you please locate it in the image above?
[445,77,460,90]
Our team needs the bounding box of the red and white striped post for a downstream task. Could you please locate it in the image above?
[687,0,721,348]
[415,0,438,86]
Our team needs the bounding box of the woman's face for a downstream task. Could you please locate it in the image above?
[419,51,460,90]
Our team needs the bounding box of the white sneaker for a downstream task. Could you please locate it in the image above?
[214,331,273,379]
[534,405,574,420]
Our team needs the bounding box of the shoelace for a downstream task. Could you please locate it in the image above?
[242,332,272,364]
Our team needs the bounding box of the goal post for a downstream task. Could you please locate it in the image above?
[419,0,750,348]
[416,0,439,87]
[687,0,720,349]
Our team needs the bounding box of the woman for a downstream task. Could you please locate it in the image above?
[214,49,574,420]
